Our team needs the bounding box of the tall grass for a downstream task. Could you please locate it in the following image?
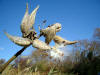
[1,63,74,75]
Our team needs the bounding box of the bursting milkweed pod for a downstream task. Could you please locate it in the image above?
[53,35,78,47]
[40,23,61,44]
[21,3,39,38]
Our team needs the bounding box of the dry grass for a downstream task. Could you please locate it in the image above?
[1,64,74,75]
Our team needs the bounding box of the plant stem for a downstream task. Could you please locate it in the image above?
[0,46,28,74]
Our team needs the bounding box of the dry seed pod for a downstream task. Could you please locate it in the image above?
[29,5,39,28]
[53,35,78,46]
[40,23,61,44]
[21,3,29,35]
[5,32,31,46]
[21,3,39,37]
[32,39,51,50]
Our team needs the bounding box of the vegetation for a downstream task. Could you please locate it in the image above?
[0,28,100,75]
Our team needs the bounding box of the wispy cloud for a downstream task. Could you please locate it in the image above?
[0,47,4,50]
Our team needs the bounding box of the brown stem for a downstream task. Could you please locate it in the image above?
[0,46,28,74]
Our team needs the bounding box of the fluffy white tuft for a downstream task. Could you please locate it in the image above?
[47,44,70,62]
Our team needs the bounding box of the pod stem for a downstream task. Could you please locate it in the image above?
[0,46,28,74]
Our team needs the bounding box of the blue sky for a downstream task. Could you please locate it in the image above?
[0,0,100,61]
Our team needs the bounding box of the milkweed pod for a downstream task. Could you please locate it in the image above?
[40,23,61,45]
[29,5,39,27]
[32,39,51,50]
[53,35,78,46]
[21,4,39,36]
[21,3,29,24]
[4,32,31,46]
[21,3,29,34]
